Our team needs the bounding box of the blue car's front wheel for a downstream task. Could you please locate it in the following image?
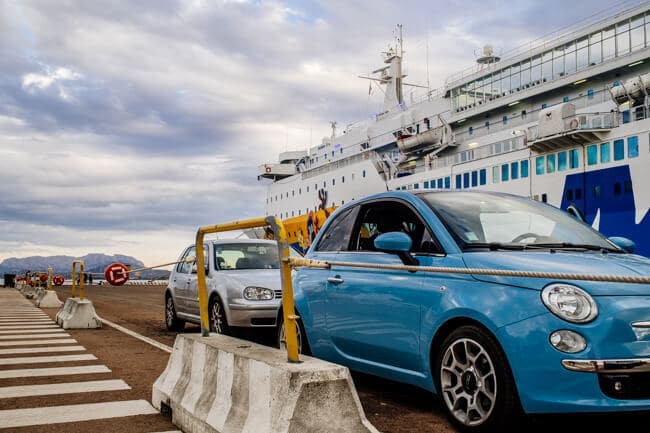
[435,325,521,432]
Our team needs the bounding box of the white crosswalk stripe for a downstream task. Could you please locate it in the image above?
[0,338,77,346]
[0,329,65,334]
[0,354,97,365]
[0,365,111,379]
[0,324,59,329]
[0,288,168,431]
[0,379,130,398]
[0,345,85,355]
[0,333,71,340]
[0,400,158,429]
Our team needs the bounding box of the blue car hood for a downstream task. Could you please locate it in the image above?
[461,251,650,296]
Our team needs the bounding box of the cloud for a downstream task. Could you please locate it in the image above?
[0,0,624,264]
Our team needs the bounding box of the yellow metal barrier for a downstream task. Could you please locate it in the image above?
[47,267,53,290]
[195,216,300,363]
[71,260,85,300]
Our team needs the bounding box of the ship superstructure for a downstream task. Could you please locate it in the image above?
[259,4,650,256]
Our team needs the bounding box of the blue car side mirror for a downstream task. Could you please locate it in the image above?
[374,232,419,267]
[608,236,636,254]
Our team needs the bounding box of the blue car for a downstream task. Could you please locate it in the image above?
[276,190,650,432]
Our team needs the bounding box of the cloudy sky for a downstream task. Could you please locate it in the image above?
[0,0,632,266]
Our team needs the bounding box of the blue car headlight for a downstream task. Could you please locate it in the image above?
[541,283,598,323]
[243,286,274,301]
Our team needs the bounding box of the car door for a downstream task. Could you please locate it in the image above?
[186,244,210,316]
[302,206,360,351]
[323,199,430,375]
[173,246,195,314]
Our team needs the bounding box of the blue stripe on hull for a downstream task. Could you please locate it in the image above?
[561,165,649,257]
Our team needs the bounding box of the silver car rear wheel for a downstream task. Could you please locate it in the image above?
[165,295,184,331]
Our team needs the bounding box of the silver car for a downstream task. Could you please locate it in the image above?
[164,239,282,334]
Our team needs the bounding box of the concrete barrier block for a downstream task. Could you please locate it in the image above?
[36,290,63,308]
[55,298,102,329]
[152,334,380,433]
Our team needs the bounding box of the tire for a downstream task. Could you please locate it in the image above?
[165,295,185,331]
[434,325,521,433]
[277,314,310,356]
[209,297,230,335]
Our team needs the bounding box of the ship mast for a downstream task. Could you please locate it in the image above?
[359,24,425,115]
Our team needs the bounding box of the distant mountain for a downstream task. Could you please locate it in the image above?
[0,254,169,280]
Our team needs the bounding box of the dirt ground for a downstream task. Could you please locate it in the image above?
[48,284,650,433]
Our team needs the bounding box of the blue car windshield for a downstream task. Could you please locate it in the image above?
[420,192,618,251]
[214,243,280,270]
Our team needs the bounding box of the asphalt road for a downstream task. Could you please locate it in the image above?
[42,283,650,433]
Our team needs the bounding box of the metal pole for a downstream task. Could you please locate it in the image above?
[47,267,52,291]
[78,261,85,301]
[194,216,300,362]
[71,264,77,298]
[266,216,300,363]
[195,229,210,337]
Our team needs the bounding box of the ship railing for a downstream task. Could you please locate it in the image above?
[300,150,375,180]
[453,87,612,144]
[428,135,527,171]
[445,3,644,88]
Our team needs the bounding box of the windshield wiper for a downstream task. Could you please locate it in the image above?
[528,242,622,253]
[463,242,539,251]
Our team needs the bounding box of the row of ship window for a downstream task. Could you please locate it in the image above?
[267,170,366,204]
[271,135,641,216]
[564,180,633,202]
[535,136,639,175]
[452,12,649,111]
[398,135,640,190]
[397,159,531,191]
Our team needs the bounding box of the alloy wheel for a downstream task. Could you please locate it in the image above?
[440,337,497,426]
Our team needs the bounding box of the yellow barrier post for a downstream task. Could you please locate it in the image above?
[266,216,301,363]
[47,267,53,290]
[71,260,84,299]
[195,216,300,362]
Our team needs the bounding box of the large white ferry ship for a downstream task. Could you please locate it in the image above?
[259,3,650,257]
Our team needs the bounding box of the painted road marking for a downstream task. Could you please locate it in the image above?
[0,365,111,379]
[0,399,158,428]
[0,354,96,365]
[0,329,65,334]
[0,319,55,323]
[0,325,59,330]
[0,311,48,314]
[100,317,172,353]
[0,338,76,346]
[0,379,130,398]
[0,346,85,355]
[0,333,70,340]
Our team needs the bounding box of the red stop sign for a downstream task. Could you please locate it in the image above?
[104,263,129,286]
[39,274,48,283]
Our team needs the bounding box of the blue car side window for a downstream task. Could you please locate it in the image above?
[353,201,443,254]
[314,207,359,252]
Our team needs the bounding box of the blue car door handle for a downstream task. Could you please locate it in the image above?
[327,276,344,284]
